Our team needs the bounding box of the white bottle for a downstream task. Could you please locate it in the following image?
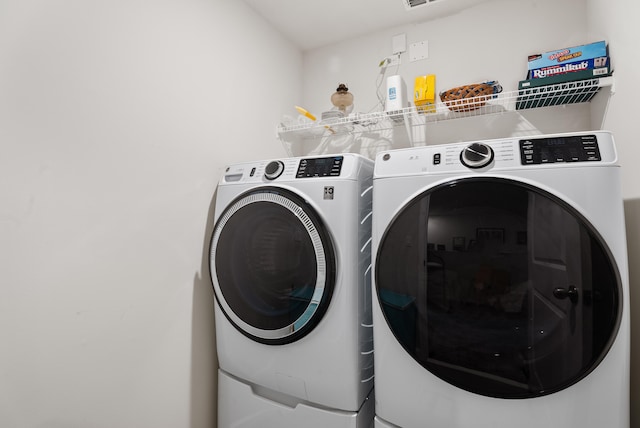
[385,75,407,112]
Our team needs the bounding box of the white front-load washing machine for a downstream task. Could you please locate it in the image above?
[209,154,374,428]
[371,131,629,428]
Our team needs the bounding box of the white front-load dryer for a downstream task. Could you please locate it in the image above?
[209,154,374,428]
[371,131,629,428]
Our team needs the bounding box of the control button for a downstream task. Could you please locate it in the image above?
[460,142,494,169]
[433,153,441,165]
[264,161,284,180]
[250,167,256,177]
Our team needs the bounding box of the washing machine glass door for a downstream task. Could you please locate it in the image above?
[376,177,622,398]
[210,187,336,345]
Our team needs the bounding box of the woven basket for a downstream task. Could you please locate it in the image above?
[440,82,502,112]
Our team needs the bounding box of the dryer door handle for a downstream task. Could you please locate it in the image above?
[553,285,579,304]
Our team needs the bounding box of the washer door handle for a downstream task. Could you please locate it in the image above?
[553,285,579,304]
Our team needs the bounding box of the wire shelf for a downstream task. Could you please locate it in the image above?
[277,76,614,139]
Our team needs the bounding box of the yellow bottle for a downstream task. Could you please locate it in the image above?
[414,75,436,113]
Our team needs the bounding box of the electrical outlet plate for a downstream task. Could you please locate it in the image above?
[388,56,401,67]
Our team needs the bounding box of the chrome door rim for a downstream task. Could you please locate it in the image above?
[210,190,328,341]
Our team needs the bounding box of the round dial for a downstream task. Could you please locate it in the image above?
[460,143,494,169]
[264,161,284,180]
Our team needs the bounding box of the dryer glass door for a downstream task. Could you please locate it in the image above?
[210,187,336,345]
[375,177,621,398]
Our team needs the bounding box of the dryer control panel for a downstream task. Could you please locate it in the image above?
[296,156,344,178]
[374,131,616,178]
[520,134,601,165]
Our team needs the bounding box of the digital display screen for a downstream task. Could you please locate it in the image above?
[520,135,600,165]
[543,139,567,146]
[296,156,344,178]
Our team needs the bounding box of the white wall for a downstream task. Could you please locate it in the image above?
[0,0,299,427]
[303,0,587,115]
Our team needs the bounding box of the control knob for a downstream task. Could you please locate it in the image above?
[264,160,284,180]
[460,142,494,169]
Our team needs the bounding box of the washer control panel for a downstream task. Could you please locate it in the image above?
[520,134,601,165]
[296,156,344,178]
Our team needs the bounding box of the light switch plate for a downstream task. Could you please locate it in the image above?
[410,40,429,62]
